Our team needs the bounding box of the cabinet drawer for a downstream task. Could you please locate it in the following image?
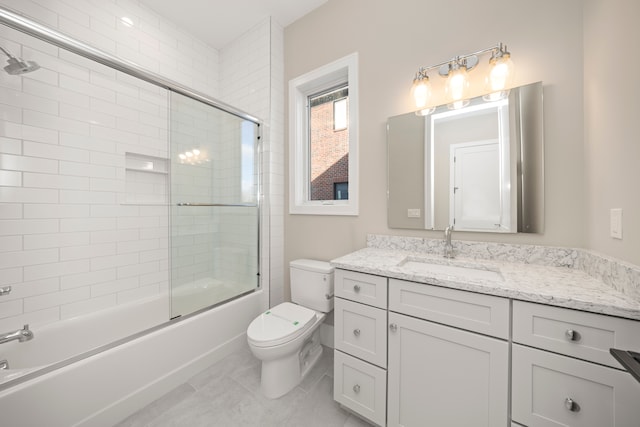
[513,301,640,368]
[512,344,640,427]
[389,278,510,339]
[334,350,386,427]
[335,269,387,309]
[335,298,387,368]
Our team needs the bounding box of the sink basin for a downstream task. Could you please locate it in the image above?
[398,259,503,282]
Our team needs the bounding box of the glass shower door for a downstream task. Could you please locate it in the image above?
[169,92,260,318]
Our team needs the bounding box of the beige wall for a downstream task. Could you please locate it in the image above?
[283,0,587,299]
[584,0,640,266]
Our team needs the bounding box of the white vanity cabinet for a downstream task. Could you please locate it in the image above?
[334,269,388,426]
[511,301,640,427]
[387,279,510,427]
[332,265,640,427]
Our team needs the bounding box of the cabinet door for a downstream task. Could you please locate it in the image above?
[387,312,509,427]
[512,344,640,427]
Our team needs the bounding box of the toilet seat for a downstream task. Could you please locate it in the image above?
[247,302,317,348]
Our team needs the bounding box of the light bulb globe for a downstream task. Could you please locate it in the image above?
[487,53,514,92]
[410,75,431,109]
[445,67,469,102]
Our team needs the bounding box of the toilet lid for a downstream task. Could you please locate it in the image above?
[247,302,317,347]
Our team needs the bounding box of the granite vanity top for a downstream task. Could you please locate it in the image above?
[331,236,640,321]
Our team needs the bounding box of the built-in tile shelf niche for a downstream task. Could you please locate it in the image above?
[124,152,169,205]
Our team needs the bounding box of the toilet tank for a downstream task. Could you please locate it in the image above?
[290,259,334,312]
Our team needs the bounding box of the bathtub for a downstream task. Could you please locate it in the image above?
[0,294,169,381]
[0,290,263,427]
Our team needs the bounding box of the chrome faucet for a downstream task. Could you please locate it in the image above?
[444,226,454,259]
[0,325,34,344]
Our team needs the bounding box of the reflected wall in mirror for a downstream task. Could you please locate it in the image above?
[387,81,543,233]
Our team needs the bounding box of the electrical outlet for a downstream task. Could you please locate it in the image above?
[407,208,421,218]
[610,208,623,239]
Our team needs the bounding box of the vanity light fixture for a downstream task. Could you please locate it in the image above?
[411,42,514,114]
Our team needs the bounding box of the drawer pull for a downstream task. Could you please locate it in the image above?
[353,328,361,337]
[565,329,579,341]
[564,397,580,412]
[353,384,360,393]
[389,323,398,332]
[353,284,361,293]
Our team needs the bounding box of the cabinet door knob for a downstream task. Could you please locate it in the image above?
[565,329,578,341]
[564,397,580,412]
[353,328,360,337]
[389,323,398,332]
[353,384,360,393]
[353,284,361,293]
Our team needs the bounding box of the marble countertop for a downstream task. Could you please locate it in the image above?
[331,247,640,321]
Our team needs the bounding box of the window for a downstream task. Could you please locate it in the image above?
[289,53,359,215]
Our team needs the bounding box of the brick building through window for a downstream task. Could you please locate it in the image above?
[309,86,349,200]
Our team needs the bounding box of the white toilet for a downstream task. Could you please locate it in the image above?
[247,259,334,399]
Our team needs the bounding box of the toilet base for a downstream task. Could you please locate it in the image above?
[259,330,323,399]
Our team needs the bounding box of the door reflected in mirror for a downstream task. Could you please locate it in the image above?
[387,81,543,233]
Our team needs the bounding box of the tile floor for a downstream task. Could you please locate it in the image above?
[115,345,373,427]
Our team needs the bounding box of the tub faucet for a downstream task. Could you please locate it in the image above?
[0,325,34,345]
[444,226,454,259]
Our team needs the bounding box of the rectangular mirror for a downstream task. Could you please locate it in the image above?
[387,81,543,233]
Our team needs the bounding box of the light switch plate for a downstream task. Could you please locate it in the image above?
[610,208,623,239]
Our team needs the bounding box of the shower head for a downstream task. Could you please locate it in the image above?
[4,57,40,75]
[0,46,40,75]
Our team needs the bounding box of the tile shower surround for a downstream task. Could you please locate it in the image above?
[0,0,284,331]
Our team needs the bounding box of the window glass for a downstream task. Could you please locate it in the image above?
[309,86,349,201]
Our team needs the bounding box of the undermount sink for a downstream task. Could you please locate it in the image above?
[397,258,503,282]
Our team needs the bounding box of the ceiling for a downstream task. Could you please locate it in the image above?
[139,0,328,49]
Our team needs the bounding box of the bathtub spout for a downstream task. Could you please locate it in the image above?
[0,324,34,344]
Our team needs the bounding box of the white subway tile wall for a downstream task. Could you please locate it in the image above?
[0,0,283,330]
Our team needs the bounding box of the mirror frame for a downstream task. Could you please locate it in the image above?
[387,81,544,233]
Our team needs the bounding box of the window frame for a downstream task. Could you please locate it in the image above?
[289,52,359,216]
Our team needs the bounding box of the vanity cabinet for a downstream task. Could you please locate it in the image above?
[511,301,640,427]
[334,269,388,426]
[387,279,510,427]
[333,267,640,427]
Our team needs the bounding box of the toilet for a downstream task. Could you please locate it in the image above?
[247,259,334,399]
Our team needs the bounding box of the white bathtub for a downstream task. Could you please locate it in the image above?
[0,290,263,427]
[0,294,169,378]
